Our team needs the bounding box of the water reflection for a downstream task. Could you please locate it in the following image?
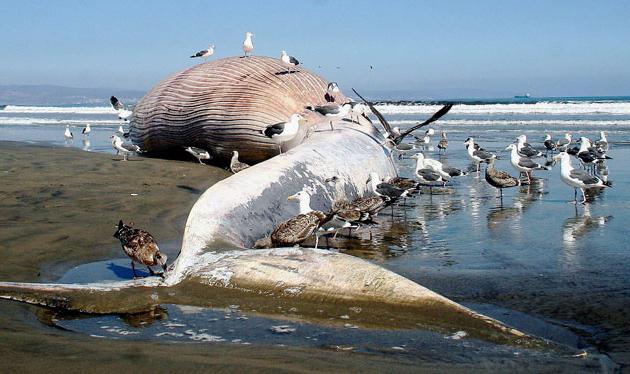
[486,183,544,232]
[562,205,612,252]
[82,138,91,151]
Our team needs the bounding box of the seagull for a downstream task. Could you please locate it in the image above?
[349,102,369,123]
[110,134,142,161]
[325,82,340,102]
[242,32,254,56]
[484,158,520,199]
[64,125,73,140]
[413,128,435,147]
[437,131,448,153]
[367,171,410,202]
[464,137,496,172]
[190,44,215,60]
[515,135,543,158]
[556,133,572,152]
[230,151,250,173]
[289,190,351,243]
[305,103,351,131]
[113,220,167,278]
[553,152,610,204]
[82,123,91,136]
[410,154,449,191]
[505,143,550,184]
[268,192,331,249]
[576,137,610,170]
[261,114,302,153]
[594,131,609,152]
[280,50,299,73]
[411,152,466,180]
[184,146,212,164]
[543,134,556,154]
[110,96,133,121]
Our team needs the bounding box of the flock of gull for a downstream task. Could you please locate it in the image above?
[61,31,614,276]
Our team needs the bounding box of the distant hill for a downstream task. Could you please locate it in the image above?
[0,84,146,106]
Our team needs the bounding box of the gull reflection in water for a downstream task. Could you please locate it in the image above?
[82,138,91,151]
[562,204,612,252]
[486,183,544,232]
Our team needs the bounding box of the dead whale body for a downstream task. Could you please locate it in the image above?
[0,121,546,347]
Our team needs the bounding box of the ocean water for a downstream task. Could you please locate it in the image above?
[1,97,629,370]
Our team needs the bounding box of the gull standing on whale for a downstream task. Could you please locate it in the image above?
[243,32,254,56]
[190,44,215,60]
[280,50,299,73]
[261,114,303,153]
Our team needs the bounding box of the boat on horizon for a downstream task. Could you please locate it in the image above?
[514,93,531,99]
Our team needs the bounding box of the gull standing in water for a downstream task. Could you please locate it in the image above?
[556,133,572,152]
[280,50,299,73]
[261,114,303,153]
[113,220,167,278]
[505,143,549,184]
[485,158,520,199]
[82,123,91,137]
[543,134,556,155]
[64,125,73,141]
[190,44,215,60]
[242,32,254,56]
[515,135,543,158]
[464,137,496,172]
[554,152,610,204]
[437,131,448,153]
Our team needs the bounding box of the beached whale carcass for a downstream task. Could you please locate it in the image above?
[131,56,346,163]
[0,57,541,347]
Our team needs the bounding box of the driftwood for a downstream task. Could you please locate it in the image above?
[131,56,346,163]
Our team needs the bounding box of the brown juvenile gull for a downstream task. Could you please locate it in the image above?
[485,158,520,199]
[113,220,167,278]
[230,151,250,173]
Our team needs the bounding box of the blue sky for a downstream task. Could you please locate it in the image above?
[1,0,629,98]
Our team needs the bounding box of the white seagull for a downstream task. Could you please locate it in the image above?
[515,135,543,158]
[553,152,610,204]
[110,96,133,121]
[243,32,254,56]
[306,103,352,131]
[280,50,299,73]
[505,143,550,184]
[110,134,142,161]
[556,133,572,152]
[64,125,73,140]
[190,44,215,60]
[82,123,91,136]
[184,146,212,164]
[261,114,303,153]
[464,137,496,171]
